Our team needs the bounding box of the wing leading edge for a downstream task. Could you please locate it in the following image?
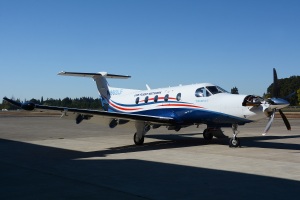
[3,97,175,125]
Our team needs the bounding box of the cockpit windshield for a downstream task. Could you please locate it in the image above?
[206,86,229,94]
[195,86,228,98]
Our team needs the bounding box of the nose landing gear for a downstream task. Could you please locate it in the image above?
[229,124,241,148]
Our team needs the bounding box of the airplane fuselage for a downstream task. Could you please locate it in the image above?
[107,83,267,127]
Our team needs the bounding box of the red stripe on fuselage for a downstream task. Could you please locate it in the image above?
[109,101,142,111]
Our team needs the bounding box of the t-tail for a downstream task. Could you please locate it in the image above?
[58,71,133,111]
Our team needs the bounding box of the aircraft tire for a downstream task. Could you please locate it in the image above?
[229,138,240,148]
[134,133,144,145]
[203,129,213,140]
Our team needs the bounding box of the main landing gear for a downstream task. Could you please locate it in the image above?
[203,125,241,148]
[133,121,150,146]
[134,133,144,145]
[203,128,228,140]
[203,129,214,140]
[229,124,240,148]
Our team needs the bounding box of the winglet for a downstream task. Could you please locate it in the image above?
[3,97,36,111]
[3,97,22,108]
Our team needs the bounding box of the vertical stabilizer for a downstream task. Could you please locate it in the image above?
[58,71,131,110]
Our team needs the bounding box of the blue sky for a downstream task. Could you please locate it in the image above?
[1,0,299,101]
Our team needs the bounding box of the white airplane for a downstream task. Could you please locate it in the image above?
[4,68,291,147]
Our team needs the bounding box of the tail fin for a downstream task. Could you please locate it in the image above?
[58,71,131,110]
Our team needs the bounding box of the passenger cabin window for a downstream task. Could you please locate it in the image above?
[164,94,169,102]
[135,97,139,104]
[176,93,181,101]
[154,95,158,102]
[144,96,149,103]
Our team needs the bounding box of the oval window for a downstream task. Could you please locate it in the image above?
[176,93,181,101]
[135,97,140,104]
[154,95,158,102]
[144,96,149,103]
[164,94,169,102]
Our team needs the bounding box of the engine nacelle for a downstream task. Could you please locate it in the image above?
[109,119,118,128]
[21,102,35,111]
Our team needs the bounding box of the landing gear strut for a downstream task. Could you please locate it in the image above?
[229,124,240,148]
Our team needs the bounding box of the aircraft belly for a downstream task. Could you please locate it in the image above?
[179,109,252,125]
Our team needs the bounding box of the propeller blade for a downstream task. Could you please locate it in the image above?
[273,68,279,98]
[263,110,275,135]
[279,109,291,131]
[284,91,296,100]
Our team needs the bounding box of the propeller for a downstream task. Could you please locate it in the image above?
[263,68,291,134]
[273,68,279,98]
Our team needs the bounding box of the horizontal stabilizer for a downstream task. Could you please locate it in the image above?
[58,71,131,79]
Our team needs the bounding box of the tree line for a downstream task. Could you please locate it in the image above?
[265,75,300,106]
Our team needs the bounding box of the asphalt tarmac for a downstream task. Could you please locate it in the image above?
[0,116,299,200]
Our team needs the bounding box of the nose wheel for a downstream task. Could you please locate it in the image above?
[229,124,241,148]
[229,137,240,147]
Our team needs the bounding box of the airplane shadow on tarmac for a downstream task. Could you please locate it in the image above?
[0,135,300,200]
[146,133,300,151]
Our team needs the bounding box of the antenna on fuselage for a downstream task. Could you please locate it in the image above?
[146,84,151,90]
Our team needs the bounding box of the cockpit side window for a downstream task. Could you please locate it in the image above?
[195,87,210,97]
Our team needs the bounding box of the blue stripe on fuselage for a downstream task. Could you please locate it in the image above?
[107,105,252,126]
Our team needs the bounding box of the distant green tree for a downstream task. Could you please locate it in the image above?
[263,93,271,99]
[29,98,40,104]
[297,88,300,105]
[61,97,72,107]
[267,75,300,106]
[231,87,239,94]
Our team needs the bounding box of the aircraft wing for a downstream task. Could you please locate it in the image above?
[3,97,175,125]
